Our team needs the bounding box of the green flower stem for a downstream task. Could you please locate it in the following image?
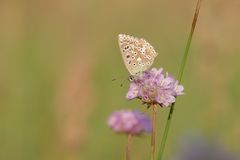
[126,134,132,160]
[157,1,202,160]
[151,105,157,160]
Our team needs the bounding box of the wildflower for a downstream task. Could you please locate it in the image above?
[107,110,151,135]
[126,68,184,107]
[173,136,240,160]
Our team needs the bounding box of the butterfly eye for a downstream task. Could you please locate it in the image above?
[129,76,134,81]
[133,63,136,66]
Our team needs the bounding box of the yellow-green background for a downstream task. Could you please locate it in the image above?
[0,0,239,160]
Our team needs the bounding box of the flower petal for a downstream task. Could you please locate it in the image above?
[126,83,139,100]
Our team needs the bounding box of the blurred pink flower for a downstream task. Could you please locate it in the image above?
[107,110,151,135]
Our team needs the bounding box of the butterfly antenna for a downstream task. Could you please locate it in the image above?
[112,78,117,81]
[111,75,127,87]
[120,78,128,87]
[112,75,126,81]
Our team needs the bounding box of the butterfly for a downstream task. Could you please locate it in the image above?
[118,34,158,80]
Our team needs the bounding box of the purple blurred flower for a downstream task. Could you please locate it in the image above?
[172,135,240,160]
[107,110,151,135]
[126,68,184,107]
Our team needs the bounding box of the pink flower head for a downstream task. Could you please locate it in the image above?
[126,68,184,107]
[107,110,151,135]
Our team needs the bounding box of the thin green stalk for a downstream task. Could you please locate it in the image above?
[151,105,157,160]
[157,1,202,160]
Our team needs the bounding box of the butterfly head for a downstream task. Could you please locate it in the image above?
[128,75,134,82]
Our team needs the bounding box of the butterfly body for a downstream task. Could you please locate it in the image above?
[118,34,158,76]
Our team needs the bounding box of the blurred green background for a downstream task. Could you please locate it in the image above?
[0,0,240,160]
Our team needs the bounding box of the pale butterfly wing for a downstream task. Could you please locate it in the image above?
[118,34,158,75]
